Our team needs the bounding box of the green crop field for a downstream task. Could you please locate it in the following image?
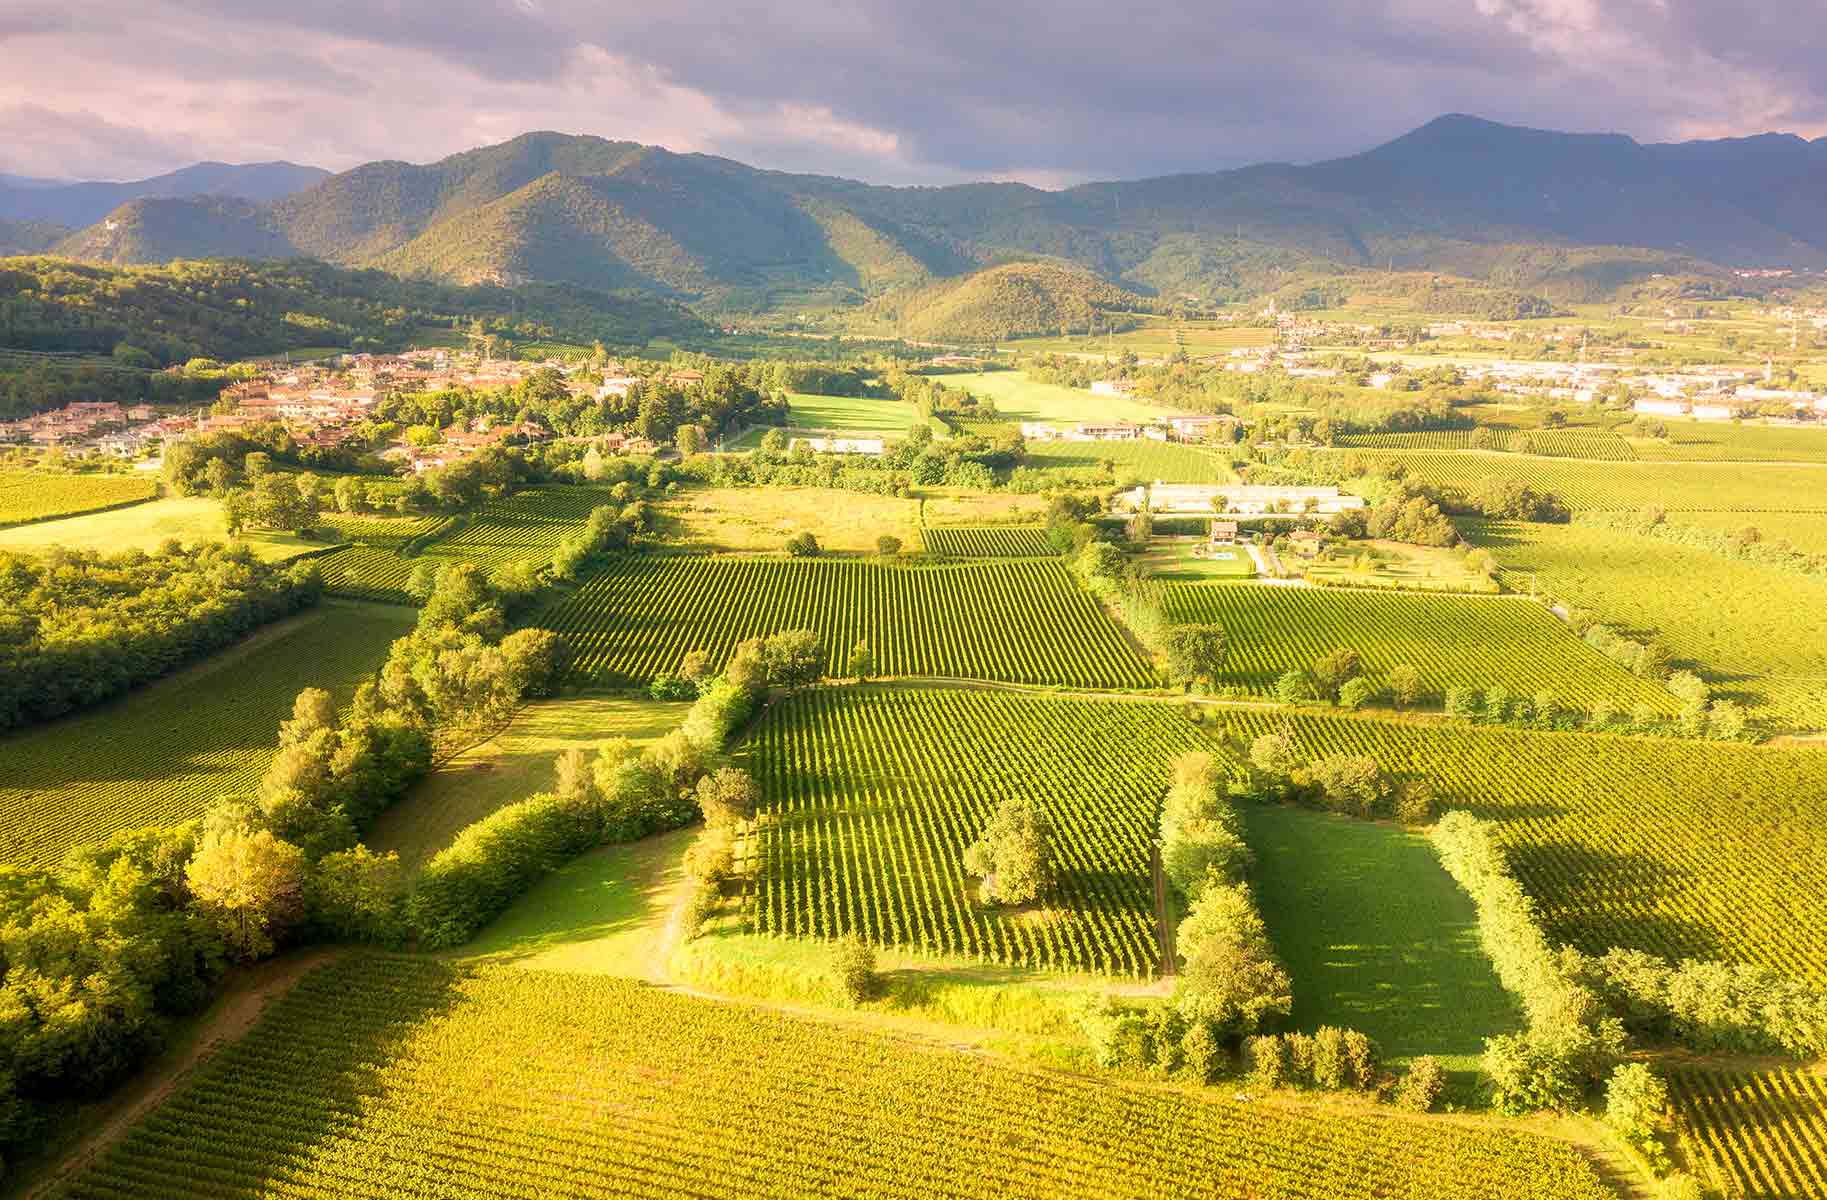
[1238,804,1520,1070]
[0,496,321,561]
[314,513,454,602]
[417,485,609,570]
[0,602,414,867]
[56,956,1618,1200]
[1631,422,1827,464]
[1671,509,1827,555]
[1008,320,1277,358]
[1468,519,1827,728]
[1162,583,1675,712]
[940,370,1184,424]
[0,469,157,526]
[921,525,1053,556]
[1669,1066,1827,1199]
[746,687,1205,977]
[1022,436,1233,483]
[1336,430,1637,461]
[1331,451,1827,512]
[539,557,1153,688]
[1203,709,1827,985]
[784,391,932,434]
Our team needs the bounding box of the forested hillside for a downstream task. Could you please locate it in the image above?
[42,115,1827,315]
[868,261,1152,340]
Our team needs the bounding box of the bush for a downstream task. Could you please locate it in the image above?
[1310,1026,1350,1090]
[1181,1020,1222,1084]
[1274,670,1313,705]
[785,531,821,557]
[1605,1062,1672,1175]
[409,793,597,949]
[1245,1034,1289,1090]
[1395,1056,1446,1112]
[649,672,697,701]
[1337,677,1377,710]
[832,932,877,1004]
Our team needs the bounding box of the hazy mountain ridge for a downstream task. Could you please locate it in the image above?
[40,116,1827,312]
[0,161,329,228]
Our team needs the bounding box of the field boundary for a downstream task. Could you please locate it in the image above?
[0,489,160,531]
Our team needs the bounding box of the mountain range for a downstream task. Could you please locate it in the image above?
[17,116,1827,317]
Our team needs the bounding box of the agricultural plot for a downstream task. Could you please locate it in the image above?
[1673,509,1827,556]
[1468,519,1827,729]
[1238,804,1520,1069]
[1021,436,1233,483]
[0,602,414,868]
[1335,451,1827,513]
[1669,1066,1827,1200]
[417,485,610,571]
[0,496,319,562]
[1162,583,1675,713]
[1336,430,1637,460]
[938,370,1181,425]
[59,956,1619,1200]
[540,557,1153,689]
[921,525,1053,556]
[0,469,156,526]
[1204,710,1827,986]
[314,514,454,603]
[1631,422,1827,464]
[744,688,1204,977]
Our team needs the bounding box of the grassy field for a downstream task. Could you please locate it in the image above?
[1336,452,1827,513]
[57,956,1620,1200]
[1303,540,1500,593]
[1238,803,1520,1073]
[0,469,157,526]
[1022,436,1235,484]
[1135,536,1257,579]
[724,393,943,448]
[365,697,689,870]
[1468,519,1827,729]
[458,826,696,974]
[1668,1065,1827,1199]
[654,487,1045,553]
[0,602,414,867]
[940,370,1185,424]
[1163,584,1675,713]
[1205,709,1827,986]
[0,495,325,561]
[539,557,1155,689]
[745,687,1206,977]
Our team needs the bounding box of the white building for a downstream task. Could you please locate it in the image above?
[1633,398,1691,418]
[1019,421,1063,441]
[1121,483,1366,517]
[1089,380,1136,397]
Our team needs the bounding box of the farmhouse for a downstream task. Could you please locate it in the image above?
[1209,520,1240,546]
[1072,422,1140,442]
[1633,398,1690,418]
[1287,528,1325,556]
[1019,421,1064,441]
[1090,379,1137,397]
[598,373,640,400]
[1167,414,1236,443]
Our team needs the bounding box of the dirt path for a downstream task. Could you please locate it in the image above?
[21,948,340,1200]
[1151,841,1177,977]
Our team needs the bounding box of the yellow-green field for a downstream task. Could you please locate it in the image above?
[941,370,1188,424]
[0,495,328,561]
[655,487,1045,553]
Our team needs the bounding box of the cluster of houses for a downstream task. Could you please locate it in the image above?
[0,400,173,456]
[1018,414,1239,444]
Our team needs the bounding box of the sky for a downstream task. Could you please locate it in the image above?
[2,0,1825,186]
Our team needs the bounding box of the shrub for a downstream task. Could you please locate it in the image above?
[785,531,821,557]
[1605,1062,1672,1175]
[649,673,697,701]
[1181,1020,1222,1084]
[832,932,877,1005]
[1342,1029,1380,1091]
[1245,1034,1288,1090]
[1337,677,1377,710]
[1310,1026,1350,1091]
[1395,1056,1446,1112]
[409,793,597,949]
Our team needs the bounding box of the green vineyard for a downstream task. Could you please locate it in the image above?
[1669,1066,1827,1199]
[539,557,1155,688]
[0,602,413,867]
[1201,709,1827,985]
[1162,583,1675,712]
[1330,451,1827,513]
[1632,422,1827,464]
[921,524,1054,556]
[0,469,157,526]
[1022,437,1233,483]
[1468,519,1827,730]
[56,957,1620,1200]
[1336,430,1637,461]
[745,688,1205,976]
[316,514,454,602]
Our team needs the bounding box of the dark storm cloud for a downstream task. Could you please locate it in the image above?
[6,0,1827,182]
